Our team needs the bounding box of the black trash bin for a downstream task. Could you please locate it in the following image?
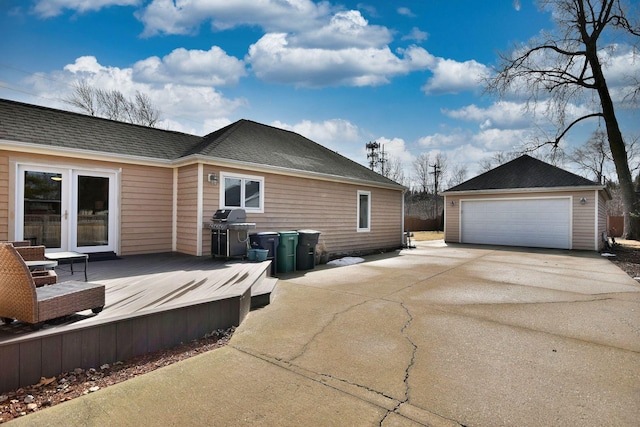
[296,230,321,271]
[250,232,280,275]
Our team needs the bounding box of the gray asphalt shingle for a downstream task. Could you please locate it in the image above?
[1,99,400,188]
[445,155,599,192]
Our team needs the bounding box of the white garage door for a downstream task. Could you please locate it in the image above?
[460,198,571,249]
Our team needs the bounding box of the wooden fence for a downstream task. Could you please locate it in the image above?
[404,216,442,232]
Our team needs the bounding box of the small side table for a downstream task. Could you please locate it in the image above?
[45,251,89,281]
[25,260,58,271]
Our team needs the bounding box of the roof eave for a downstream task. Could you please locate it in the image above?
[442,185,607,196]
[182,154,406,191]
[0,139,175,167]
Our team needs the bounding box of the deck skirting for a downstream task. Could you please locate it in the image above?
[0,254,271,392]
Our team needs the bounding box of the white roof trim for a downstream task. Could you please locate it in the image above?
[443,185,607,196]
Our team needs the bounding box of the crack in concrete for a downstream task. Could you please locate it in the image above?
[378,301,418,426]
[287,298,373,363]
[232,345,465,427]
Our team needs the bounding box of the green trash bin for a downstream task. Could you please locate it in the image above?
[277,231,298,273]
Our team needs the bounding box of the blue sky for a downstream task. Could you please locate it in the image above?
[1,0,638,185]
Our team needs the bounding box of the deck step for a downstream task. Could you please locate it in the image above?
[251,277,278,309]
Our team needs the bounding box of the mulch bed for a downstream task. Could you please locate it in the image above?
[0,328,233,423]
[608,242,640,278]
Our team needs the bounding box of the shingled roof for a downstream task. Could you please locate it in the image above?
[444,155,600,193]
[0,98,202,160]
[0,99,400,188]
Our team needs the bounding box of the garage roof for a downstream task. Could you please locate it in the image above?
[444,155,601,193]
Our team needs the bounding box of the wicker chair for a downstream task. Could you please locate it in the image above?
[12,244,58,286]
[0,243,105,329]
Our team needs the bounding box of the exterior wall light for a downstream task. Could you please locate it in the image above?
[207,173,218,185]
[450,200,456,206]
[580,197,587,205]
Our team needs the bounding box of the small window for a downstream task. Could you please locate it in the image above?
[220,172,264,212]
[357,190,371,232]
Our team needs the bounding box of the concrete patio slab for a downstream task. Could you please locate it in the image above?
[10,242,640,427]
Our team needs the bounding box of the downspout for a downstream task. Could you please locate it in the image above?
[402,189,406,246]
[196,163,204,256]
[594,189,599,251]
[172,168,178,252]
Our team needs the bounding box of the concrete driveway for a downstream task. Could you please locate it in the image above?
[12,241,640,426]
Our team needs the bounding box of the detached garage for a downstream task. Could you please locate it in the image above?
[443,155,611,251]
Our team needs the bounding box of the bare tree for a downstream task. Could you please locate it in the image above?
[65,80,98,116]
[486,0,640,237]
[65,79,160,127]
[478,151,522,172]
[570,129,611,183]
[413,153,431,193]
[447,164,468,188]
[384,156,407,186]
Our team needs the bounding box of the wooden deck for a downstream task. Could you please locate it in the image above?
[0,253,276,392]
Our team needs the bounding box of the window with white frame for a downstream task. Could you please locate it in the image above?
[220,172,264,212]
[357,190,371,232]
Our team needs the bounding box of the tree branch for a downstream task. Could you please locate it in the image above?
[546,112,605,147]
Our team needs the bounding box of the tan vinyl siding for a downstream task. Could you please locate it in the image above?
[176,164,199,255]
[597,190,608,250]
[0,152,8,241]
[444,196,459,243]
[120,165,173,255]
[201,165,403,257]
[571,190,595,250]
[444,190,598,250]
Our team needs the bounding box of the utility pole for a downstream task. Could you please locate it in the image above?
[430,162,441,219]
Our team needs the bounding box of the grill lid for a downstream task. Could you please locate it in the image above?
[211,209,247,223]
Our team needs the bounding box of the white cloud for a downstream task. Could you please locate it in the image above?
[471,128,531,151]
[376,136,416,166]
[247,34,434,87]
[443,102,530,129]
[422,58,490,94]
[132,46,246,86]
[272,118,361,151]
[136,0,329,37]
[402,27,428,43]
[397,7,416,17]
[289,10,392,49]
[418,132,469,149]
[33,0,139,18]
[30,56,246,135]
[135,1,445,89]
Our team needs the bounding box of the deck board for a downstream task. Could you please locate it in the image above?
[0,253,274,392]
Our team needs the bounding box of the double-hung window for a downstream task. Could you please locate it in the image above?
[357,190,371,232]
[220,172,264,213]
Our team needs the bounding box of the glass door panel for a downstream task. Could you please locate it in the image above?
[22,170,64,248]
[76,175,109,247]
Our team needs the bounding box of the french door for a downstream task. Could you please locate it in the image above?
[17,165,118,253]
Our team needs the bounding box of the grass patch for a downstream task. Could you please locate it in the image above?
[411,231,444,241]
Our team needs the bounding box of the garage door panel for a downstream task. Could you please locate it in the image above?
[461,198,571,249]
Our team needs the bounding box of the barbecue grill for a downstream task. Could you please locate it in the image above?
[209,209,256,258]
